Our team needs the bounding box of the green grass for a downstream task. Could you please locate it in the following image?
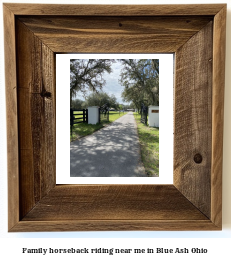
[133,112,159,177]
[107,111,126,123]
[70,111,127,141]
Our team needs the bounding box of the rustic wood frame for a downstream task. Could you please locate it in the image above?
[4,4,226,232]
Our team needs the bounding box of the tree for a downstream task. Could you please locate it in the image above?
[84,91,119,110]
[119,59,159,110]
[118,104,123,111]
[70,59,114,107]
[121,85,144,112]
[71,98,85,109]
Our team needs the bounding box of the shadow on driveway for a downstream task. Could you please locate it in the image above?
[70,112,146,177]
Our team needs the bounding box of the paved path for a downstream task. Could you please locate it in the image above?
[70,112,146,177]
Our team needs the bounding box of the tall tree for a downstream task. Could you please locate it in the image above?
[70,59,114,107]
[119,59,159,109]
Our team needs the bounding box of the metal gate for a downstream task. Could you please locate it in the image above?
[99,104,109,123]
[141,103,148,125]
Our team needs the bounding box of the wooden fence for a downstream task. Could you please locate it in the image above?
[70,108,88,136]
[70,109,88,124]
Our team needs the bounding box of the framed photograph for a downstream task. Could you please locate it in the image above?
[4,3,226,231]
[56,53,173,184]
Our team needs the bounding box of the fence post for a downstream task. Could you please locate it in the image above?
[98,107,100,123]
[86,109,88,123]
[83,109,85,123]
[70,108,73,137]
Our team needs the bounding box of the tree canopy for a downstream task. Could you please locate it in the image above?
[71,98,85,110]
[84,91,119,110]
[119,59,159,109]
[70,59,114,106]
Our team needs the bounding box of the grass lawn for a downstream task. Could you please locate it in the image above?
[70,111,127,141]
[133,112,159,177]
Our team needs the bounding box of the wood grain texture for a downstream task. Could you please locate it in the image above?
[174,22,213,219]
[22,185,207,221]
[18,16,213,53]
[11,220,219,232]
[3,3,225,16]
[4,3,226,231]
[211,5,226,228]
[16,19,56,219]
[3,4,19,231]
[12,185,220,232]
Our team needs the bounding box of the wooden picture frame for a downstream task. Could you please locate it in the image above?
[4,3,226,232]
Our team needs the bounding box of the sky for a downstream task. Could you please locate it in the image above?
[75,61,129,105]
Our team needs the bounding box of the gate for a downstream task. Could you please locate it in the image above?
[99,103,109,123]
[141,103,148,125]
[70,108,88,136]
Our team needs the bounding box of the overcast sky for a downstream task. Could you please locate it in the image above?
[76,61,129,105]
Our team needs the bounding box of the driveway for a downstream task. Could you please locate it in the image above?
[70,112,146,177]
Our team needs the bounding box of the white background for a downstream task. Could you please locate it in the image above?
[0,0,231,260]
[56,53,173,184]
